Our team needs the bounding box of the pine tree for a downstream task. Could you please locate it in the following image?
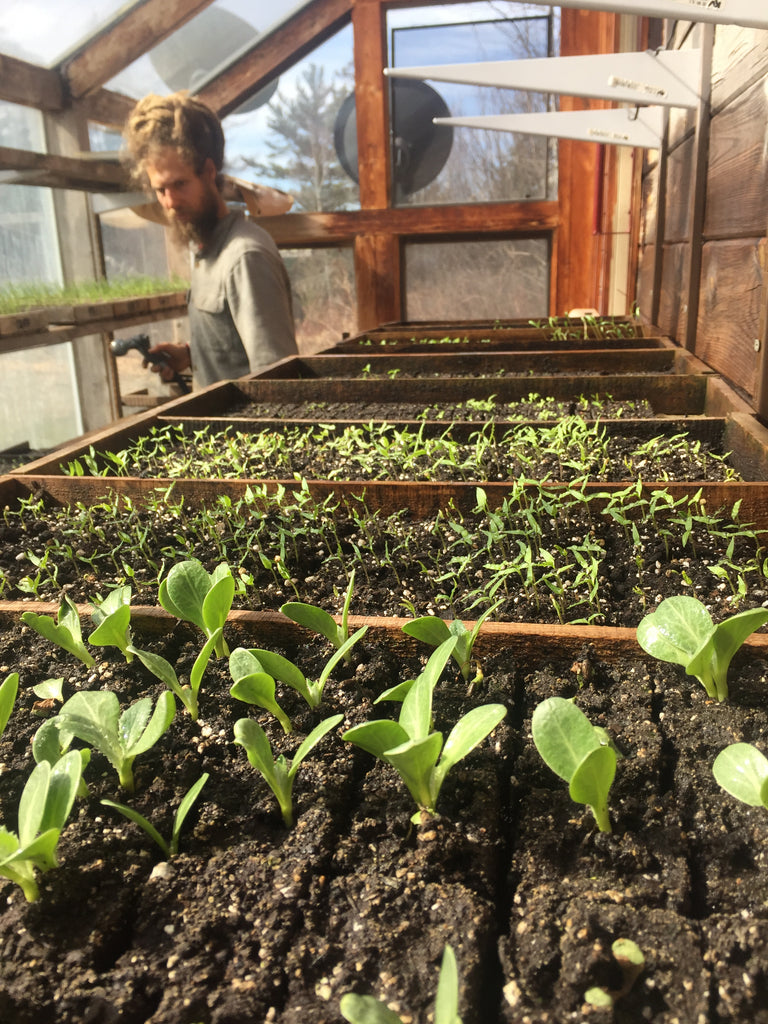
[244,64,358,213]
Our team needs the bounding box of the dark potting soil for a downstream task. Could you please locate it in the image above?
[1,620,768,1024]
[229,397,655,422]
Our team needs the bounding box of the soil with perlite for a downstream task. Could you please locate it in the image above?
[1,596,767,1023]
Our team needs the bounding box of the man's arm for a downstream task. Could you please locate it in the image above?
[226,246,298,372]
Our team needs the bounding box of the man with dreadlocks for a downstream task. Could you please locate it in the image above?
[122,91,297,388]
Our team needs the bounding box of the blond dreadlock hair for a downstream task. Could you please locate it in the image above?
[122,91,225,188]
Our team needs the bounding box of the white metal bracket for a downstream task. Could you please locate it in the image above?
[433,106,665,149]
[384,49,702,109]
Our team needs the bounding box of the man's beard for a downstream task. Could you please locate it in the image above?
[167,191,220,249]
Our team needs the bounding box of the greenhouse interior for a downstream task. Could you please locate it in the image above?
[2,1,768,1023]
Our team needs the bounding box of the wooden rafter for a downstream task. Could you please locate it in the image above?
[59,0,215,99]
[195,0,353,117]
[0,53,64,111]
[75,88,136,130]
[0,146,127,192]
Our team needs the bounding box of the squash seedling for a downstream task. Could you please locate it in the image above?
[101,772,209,858]
[89,585,134,662]
[280,569,358,661]
[231,627,368,712]
[340,943,462,1024]
[54,689,175,793]
[229,647,294,734]
[0,750,83,902]
[129,628,222,722]
[32,717,91,798]
[0,672,19,739]
[344,637,506,822]
[713,742,768,809]
[233,714,343,827]
[21,595,95,667]
[158,559,235,658]
[584,938,645,1009]
[637,595,768,702]
[531,696,616,833]
[401,599,502,690]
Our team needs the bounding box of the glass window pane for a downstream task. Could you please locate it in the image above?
[0,0,130,65]
[404,237,549,320]
[0,102,61,286]
[0,345,82,452]
[282,247,356,351]
[387,3,558,207]
[224,28,359,213]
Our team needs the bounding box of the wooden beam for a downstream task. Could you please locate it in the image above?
[556,9,617,313]
[59,0,215,99]
[195,0,353,117]
[683,23,714,352]
[352,0,390,210]
[0,53,64,111]
[0,146,127,192]
[75,88,135,130]
[260,201,558,246]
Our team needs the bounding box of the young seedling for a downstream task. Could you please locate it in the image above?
[531,696,616,833]
[101,772,209,858]
[54,689,175,792]
[88,585,134,662]
[233,713,343,826]
[21,595,95,667]
[637,595,768,702]
[158,559,235,658]
[32,716,91,798]
[129,628,222,722]
[401,600,501,689]
[584,938,645,1008]
[0,750,83,902]
[344,638,506,822]
[340,943,462,1024]
[280,570,357,659]
[0,672,19,739]
[229,647,294,734]
[712,742,768,808]
[232,626,368,712]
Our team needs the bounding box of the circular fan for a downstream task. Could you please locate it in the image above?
[150,9,278,114]
[334,79,453,196]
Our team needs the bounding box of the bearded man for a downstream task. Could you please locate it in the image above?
[122,91,297,388]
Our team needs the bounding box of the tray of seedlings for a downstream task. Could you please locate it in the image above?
[255,346,710,380]
[324,314,662,353]
[2,478,768,1022]
[3,315,768,1022]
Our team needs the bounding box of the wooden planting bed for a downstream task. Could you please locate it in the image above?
[255,347,709,379]
[3,325,768,1023]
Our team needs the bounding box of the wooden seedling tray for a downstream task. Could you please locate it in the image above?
[256,347,710,379]
[3,474,768,528]
[2,604,768,676]
[8,370,768,479]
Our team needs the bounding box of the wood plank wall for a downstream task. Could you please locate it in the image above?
[636,24,768,406]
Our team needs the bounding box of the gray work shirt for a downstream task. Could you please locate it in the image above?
[188,211,297,387]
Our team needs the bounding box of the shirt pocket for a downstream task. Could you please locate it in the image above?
[191,280,226,315]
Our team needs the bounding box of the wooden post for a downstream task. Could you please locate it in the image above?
[43,106,121,427]
[683,22,713,352]
[355,233,400,329]
[351,0,397,328]
[754,236,768,425]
